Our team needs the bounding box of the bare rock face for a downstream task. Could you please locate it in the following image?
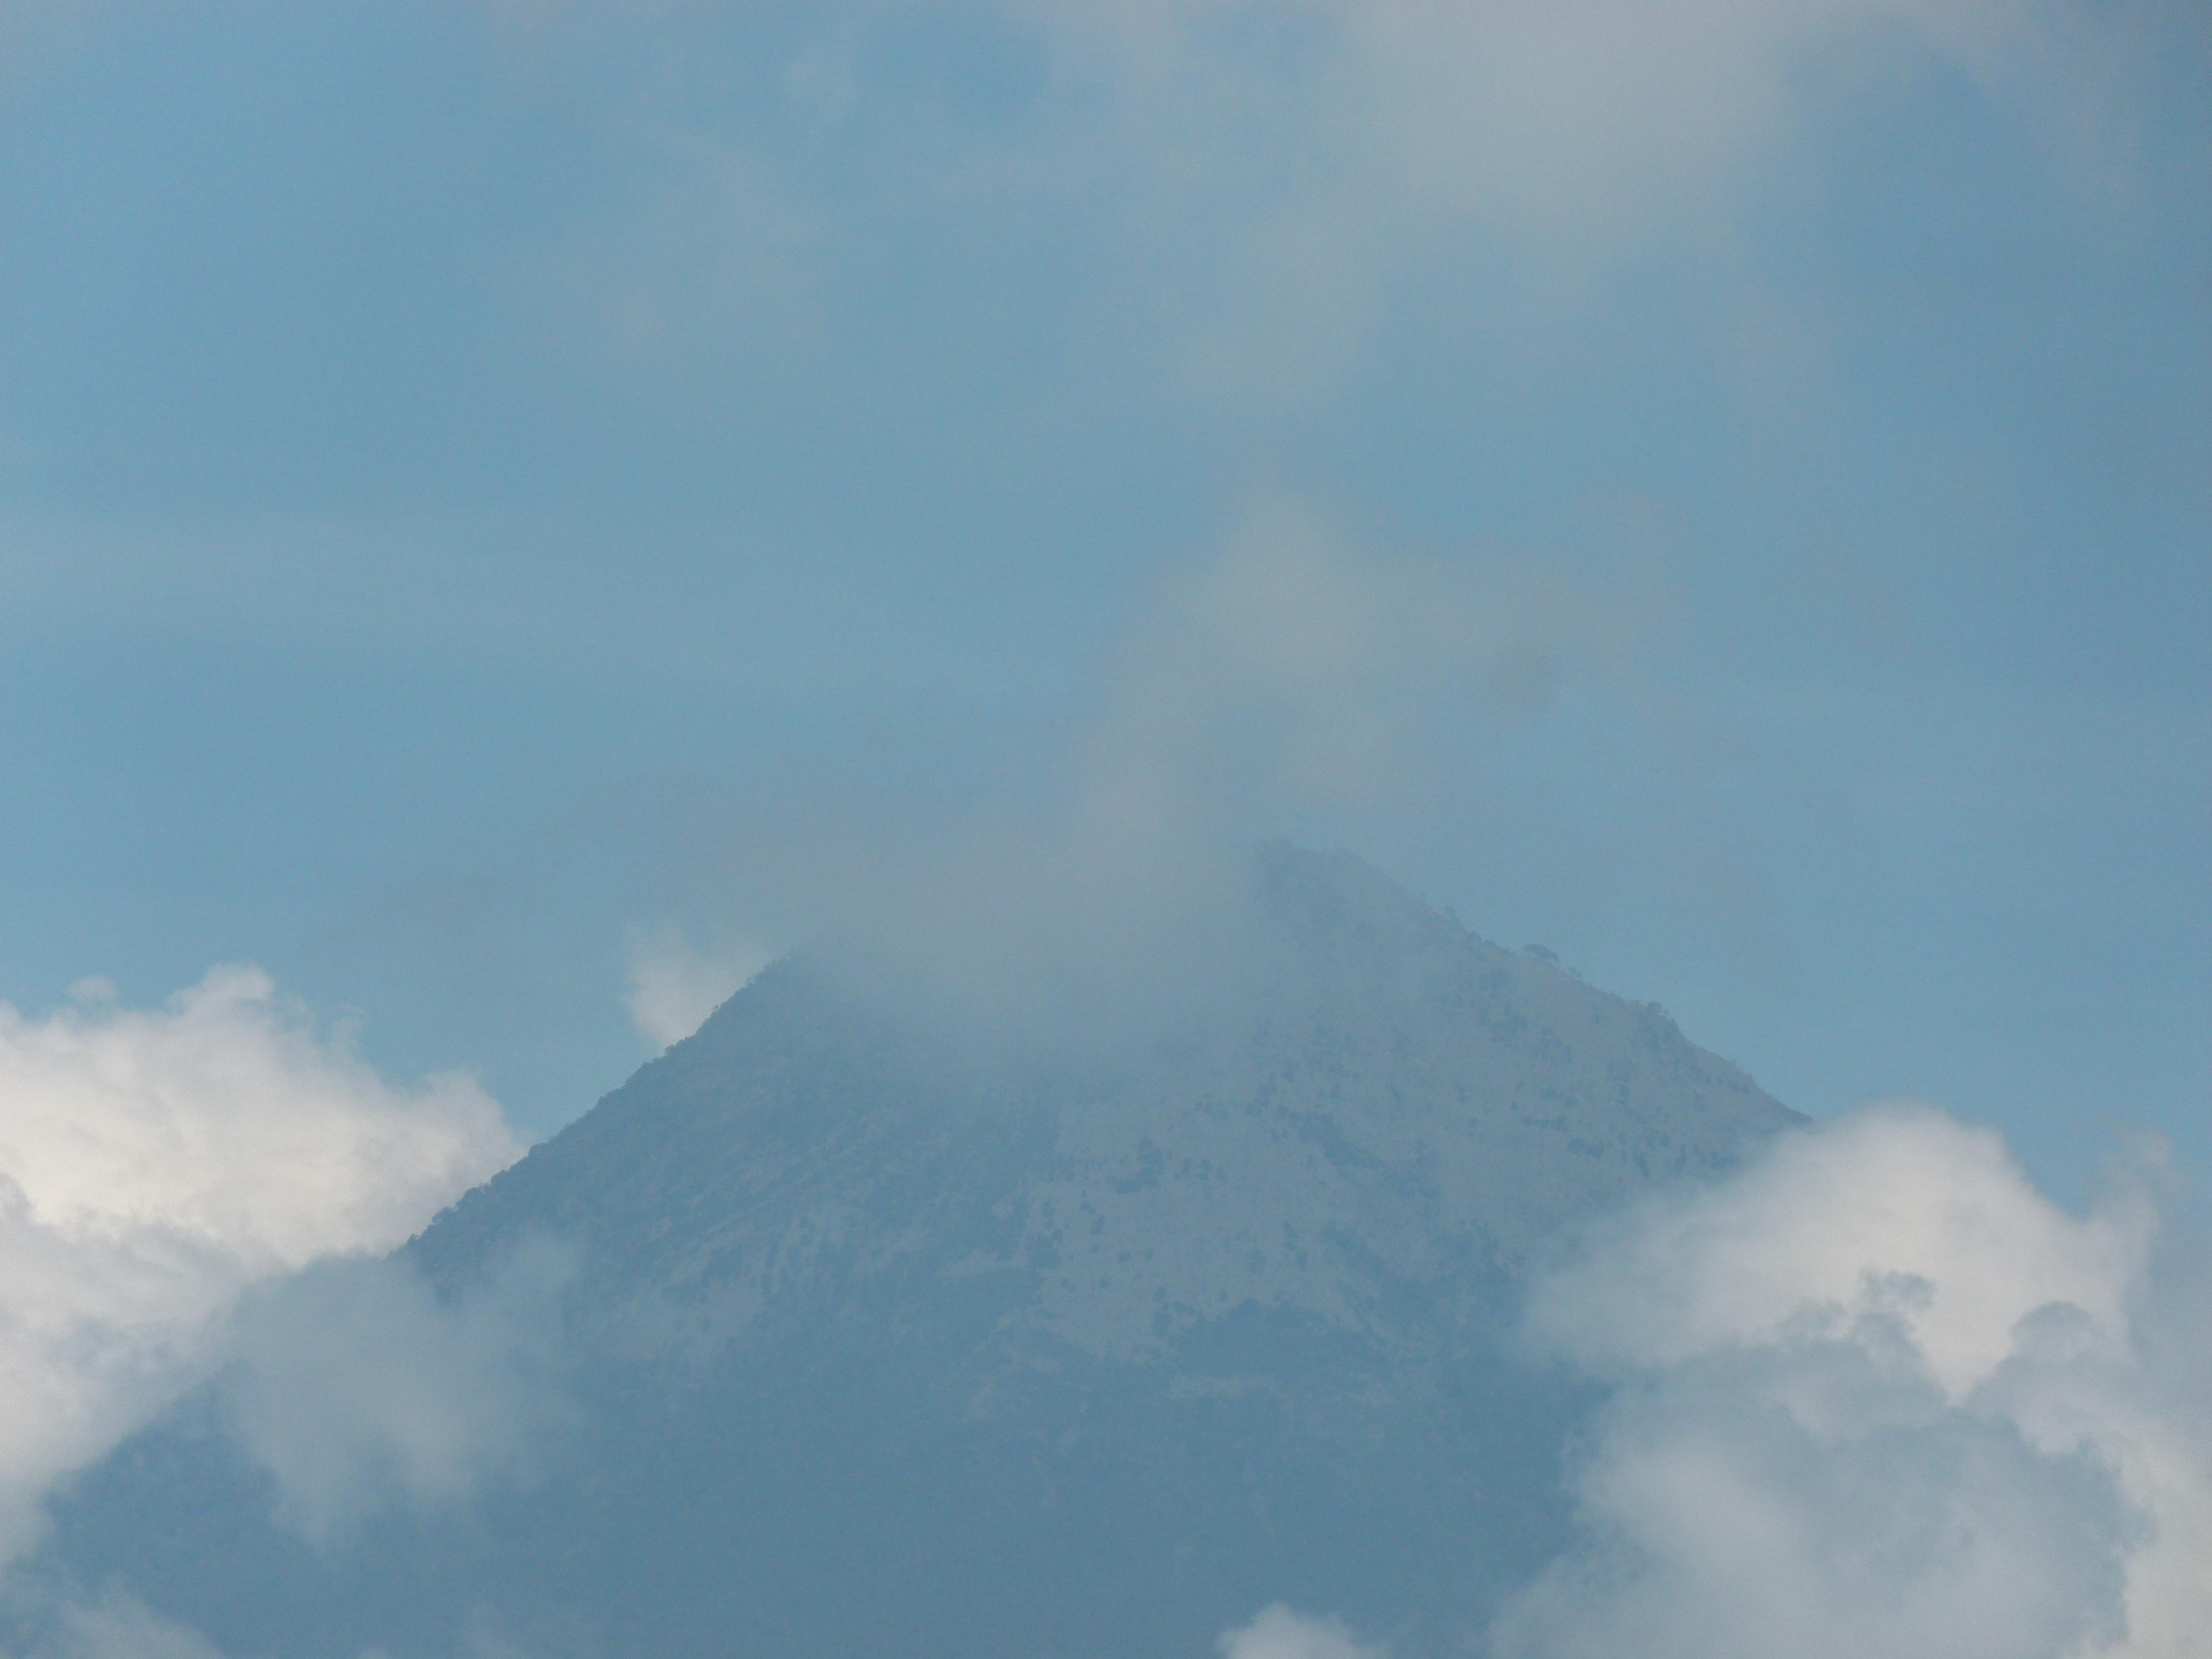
[38,846,1796,1659]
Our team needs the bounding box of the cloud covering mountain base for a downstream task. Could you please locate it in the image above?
[1228,1109,2208,1659]
[1490,1103,2210,1658]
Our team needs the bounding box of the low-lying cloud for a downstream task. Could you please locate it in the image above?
[224,1241,574,1542]
[1492,1103,2210,1658]
[0,967,523,1564]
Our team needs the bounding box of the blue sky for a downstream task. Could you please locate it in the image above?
[1,0,2204,1199]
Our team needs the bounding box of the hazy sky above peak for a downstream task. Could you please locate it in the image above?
[0,0,2204,1197]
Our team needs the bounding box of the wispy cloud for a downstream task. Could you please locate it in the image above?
[35,1593,228,1659]
[479,0,2142,406]
[774,496,1644,1048]
[624,930,773,1048]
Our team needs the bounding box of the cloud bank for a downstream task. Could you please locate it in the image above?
[1493,1103,2210,1658]
[0,968,522,1563]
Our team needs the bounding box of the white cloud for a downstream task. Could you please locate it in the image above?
[1220,1604,1387,1659]
[1493,1103,2211,1658]
[623,931,773,1048]
[0,967,521,1565]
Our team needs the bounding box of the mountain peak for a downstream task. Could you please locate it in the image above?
[418,844,1789,1352]
[60,845,1801,1659]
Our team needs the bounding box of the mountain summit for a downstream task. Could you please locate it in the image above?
[46,846,1797,1657]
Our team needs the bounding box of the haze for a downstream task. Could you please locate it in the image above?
[0,3,2205,1655]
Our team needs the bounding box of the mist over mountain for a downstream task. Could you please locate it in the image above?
[28,845,1796,1657]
